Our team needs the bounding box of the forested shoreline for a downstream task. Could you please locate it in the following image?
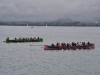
[0,21,100,26]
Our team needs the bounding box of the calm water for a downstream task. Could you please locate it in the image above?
[0,26,100,75]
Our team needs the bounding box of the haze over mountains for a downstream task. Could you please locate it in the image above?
[0,17,100,23]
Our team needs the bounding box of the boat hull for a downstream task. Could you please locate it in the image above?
[44,44,95,50]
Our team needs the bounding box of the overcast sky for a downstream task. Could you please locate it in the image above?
[0,0,100,22]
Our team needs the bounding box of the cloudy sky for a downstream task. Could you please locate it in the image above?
[0,0,100,22]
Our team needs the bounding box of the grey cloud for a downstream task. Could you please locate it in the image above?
[0,0,100,22]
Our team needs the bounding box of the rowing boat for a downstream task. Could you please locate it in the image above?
[5,37,43,43]
[44,43,95,50]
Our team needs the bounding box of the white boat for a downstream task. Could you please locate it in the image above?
[46,24,48,29]
[27,24,28,28]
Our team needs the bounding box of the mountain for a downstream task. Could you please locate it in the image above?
[93,18,100,23]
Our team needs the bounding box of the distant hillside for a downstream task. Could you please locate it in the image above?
[0,21,100,26]
[56,17,74,22]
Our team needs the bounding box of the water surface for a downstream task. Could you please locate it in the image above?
[0,26,100,75]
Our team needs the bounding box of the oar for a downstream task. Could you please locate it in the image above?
[3,41,6,42]
[30,44,45,46]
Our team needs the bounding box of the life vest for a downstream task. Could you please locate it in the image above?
[58,43,61,47]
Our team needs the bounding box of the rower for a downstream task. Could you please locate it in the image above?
[87,41,90,45]
[51,43,54,47]
[57,43,61,47]
[15,38,17,40]
[7,37,9,40]
[37,37,39,40]
[67,43,69,46]
[56,42,58,46]
[61,43,64,46]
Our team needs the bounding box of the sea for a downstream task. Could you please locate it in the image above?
[0,26,100,75]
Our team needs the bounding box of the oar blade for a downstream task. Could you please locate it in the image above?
[30,44,44,46]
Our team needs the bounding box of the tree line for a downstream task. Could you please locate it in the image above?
[0,21,100,26]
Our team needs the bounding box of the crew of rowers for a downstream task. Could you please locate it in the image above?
[7,37,42,41]
[17,37,40,40]
[51,42,91,47]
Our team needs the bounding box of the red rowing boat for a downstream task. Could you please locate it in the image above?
[44,43,95,50]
